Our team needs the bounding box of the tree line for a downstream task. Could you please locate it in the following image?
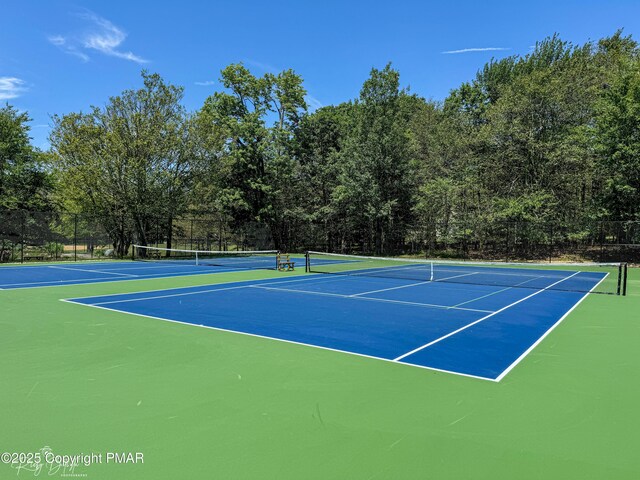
[2,31,639,256]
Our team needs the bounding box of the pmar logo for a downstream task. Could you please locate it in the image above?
[106,452,144,464]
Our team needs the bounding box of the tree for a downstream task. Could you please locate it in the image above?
[337,64,421,253]
[294,104,354,250]
[594,59,640,220]
[0,104,50,210]
[49,72,194,256]
[195,64,307,249]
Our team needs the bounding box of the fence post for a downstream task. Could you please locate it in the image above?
[505,223,510,262]
[73,214,78,262]
[599,222,604,263]
[20,211,25,264]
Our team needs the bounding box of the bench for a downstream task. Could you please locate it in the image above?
[24,254,48,261]
[277,253,295,271]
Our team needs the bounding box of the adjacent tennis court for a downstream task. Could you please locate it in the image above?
[57,251,625,380]
[0,248,280,289]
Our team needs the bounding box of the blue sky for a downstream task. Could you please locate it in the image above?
[2,0,639,149]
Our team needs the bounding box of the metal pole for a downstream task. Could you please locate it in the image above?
[73,214,78,262]
[617,263,622,296]
[20,211,25,264]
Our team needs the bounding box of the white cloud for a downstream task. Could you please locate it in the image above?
[244,59,279,73]
[47,35,90,61]
[442,47,510,54]
[195,80,216,86]
[48,35,65,46]
[0,77,27,100]
[305,94,323,111]
[48,11,148,64]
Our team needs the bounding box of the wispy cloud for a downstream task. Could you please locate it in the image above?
[195,80,216,86]
[442,47,510,55]
[47,34,90,61]
[49,11,148,63]
[305,94,323,111]
[0,77,27,100]
[244,59,279,73]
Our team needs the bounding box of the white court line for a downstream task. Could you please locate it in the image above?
[89,283,256,305]
[48,265,138,277]
[449,275,546,309]
[59,299,496,382]
[0,266,250,288]
[99,262,272,272]
[434,267,567,279]
[392,271,581,362]
[70,274,353,305]
[85,279,492,314]
[100,263,204,271]
[250,285,494,313]
[338,263,431,277]
[60,268,610,382]
[494,272,609,381]
[349,272,480,297]
[348,280,432,297]
[62,271,347,301]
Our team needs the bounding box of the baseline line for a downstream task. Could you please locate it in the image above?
[392,271,581,362]
[59,299,497,382]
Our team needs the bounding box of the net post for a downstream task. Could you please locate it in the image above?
[617,263,622,295]
[623,263,628,296]
[430,261,434,281]
[305,251,310,273]
[196,251,199,266]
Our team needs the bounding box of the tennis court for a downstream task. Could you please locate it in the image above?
[59,252,624,381]
[0,248,280,289]
[1,249,637,479]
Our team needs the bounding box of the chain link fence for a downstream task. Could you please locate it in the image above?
[303,219,640,263]
[0,210,274,263]
[1,210,638,264]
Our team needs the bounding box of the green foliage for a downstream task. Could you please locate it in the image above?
[49,72,194,254]
[38,31,640,256]
[594,58,640,220]
[335,64,420,253]
[195,63,307,248]
[0,104,51,210]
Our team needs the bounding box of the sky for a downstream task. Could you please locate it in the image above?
[2,0,640,149]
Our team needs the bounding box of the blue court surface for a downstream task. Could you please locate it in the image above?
[63,270,605,381]
[0,260,277,289]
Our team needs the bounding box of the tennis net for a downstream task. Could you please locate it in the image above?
[306,251,627,295]
[133,245,278,271]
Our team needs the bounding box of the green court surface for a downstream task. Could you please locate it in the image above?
[0,267,638,479]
